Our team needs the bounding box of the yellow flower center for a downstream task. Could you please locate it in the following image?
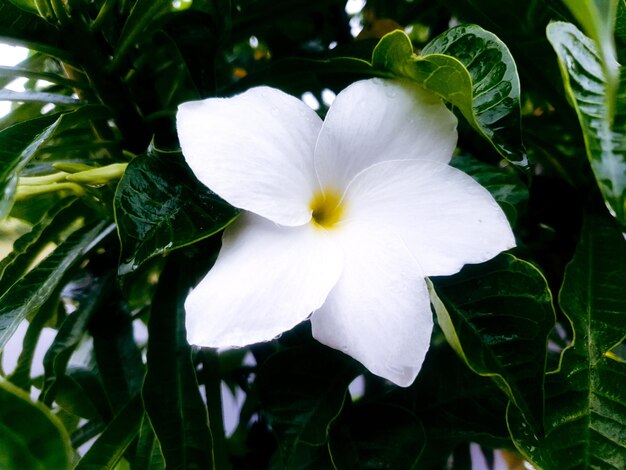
[310,189,344,229]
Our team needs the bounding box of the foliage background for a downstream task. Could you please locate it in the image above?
[0,0,625,468]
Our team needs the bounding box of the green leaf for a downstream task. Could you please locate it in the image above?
[74,396,143,470]
[547,21,626,225]
[328,403,425,470]
[509,211,626,469]
[429,254,555,433]
[133,415,165,470]
[0,0,69,58]
[257,343,362,469]
[0,89,82,105]
[561,0,619,112]
[0,65,87,90]
[451,155,528,226]
[0,197,78,294]
[0,220,110,350]
[394,345,511,468]
[40,272,113,410]
[142,258,214,469]
[114,149,239,275]
[0,113,61,218]
[0,380,71,470]
[372,27,524,163]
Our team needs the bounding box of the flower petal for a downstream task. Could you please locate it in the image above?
[185,213,342,348]
[177,87,322,226]
[341,159,516,276]
[314,78,458,190]
[311,222,432,387]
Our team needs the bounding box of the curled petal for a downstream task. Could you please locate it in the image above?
[177,87,322,226]
[311,222,432,387]
[314,78,457,191]
[185,213,342,348]
[341,159,516,276]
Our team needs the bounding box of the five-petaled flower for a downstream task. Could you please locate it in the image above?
[176,78,515,386]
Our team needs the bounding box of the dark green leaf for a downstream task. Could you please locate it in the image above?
[257,343,362,469]
[0,113,61,218]
[372,26,524,163]
[0,0,69,58]
[114,150,239,275]
[0,65,87,90]
[0,220,110,350]
[133,415,166,470]
[548,21,626,225]
[142,258,214,469]
[40,272,113,410]
[0,380,71,470]
[430,254,555,433]
[328,403,425,470]
[451,155,528,226]
[509,211,626,469]
[74,395,143,470]
[0,89,82,104]
[53,368,110,421]
[0,197,78,294]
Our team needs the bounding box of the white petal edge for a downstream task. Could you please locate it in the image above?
[340,159,516,277]
[177,87,322,226]
[314,78,458,191]
[311,222,432,387]
[185,213,342,348]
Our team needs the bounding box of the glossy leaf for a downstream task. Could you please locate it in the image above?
[0,380,71,470]
[509,212,626,469]
[561,0,619,110]
[0,89,82,104]
[547,21,626,224]
[114,149,239,275]
[142,259,214,469]
[257,343,362,469]
[0,220,109,350]
[0,113,61,218]
[372,27,524,163]
[451,155,528,226]
[74,396,143,470]
[328,403,425,470]
[429,254,555,433]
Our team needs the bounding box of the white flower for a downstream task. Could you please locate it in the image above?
[176,78,515,386]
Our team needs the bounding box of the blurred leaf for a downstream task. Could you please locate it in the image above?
[561,0,619,111]
[74,395,143,470]
[547,21,626,225]
[257,343,362,469]
[451,155,528,226]
[372,26,525,163]
[90,294,144,413]
[0,113,61,218]
[0,65,87,90]
[328,403,425,470]
[133,415,166,470]
[53,368,110,421]
[142,258,214,469]
[430,254,555,434]
[509,211,626,469]
[0,197,78,293]
[0,89,82,104]
[40,272,113,410]
[0,220,109,350]
[0,0,69,58]
[0,380,71,470]
[114,149,239,275]
[393,345,512,468]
